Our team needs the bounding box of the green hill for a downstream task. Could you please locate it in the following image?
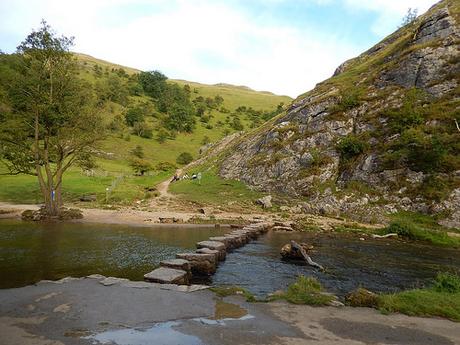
[0,52,291,206]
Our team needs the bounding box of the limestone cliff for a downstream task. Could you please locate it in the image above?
[219,0,460,226]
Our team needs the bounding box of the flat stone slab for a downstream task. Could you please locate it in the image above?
[144,267,189,285]
[196,248,220,261]
[160,259,191,273]
[196,240,226,251]
[209,236,232,245]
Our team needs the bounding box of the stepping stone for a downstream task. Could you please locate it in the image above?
[160,259,191,274]
[144,267,189,285]
[196,241,226,261]
[209,236,234,249]
[196,248,220,262]
[224,234,244,248]
[176,253,216,275]
[196,240,226,250]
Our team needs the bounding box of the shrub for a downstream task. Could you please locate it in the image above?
[130,158,152,176]
[330,92,360,113]
[132,121,153,138]
[155,161,176,172]
[336,135,368,160]
[176,152,193,165]
[278,276,334,306]
[346,288,379,307]
[340,92,360,110]
[130,145,144,159]
[433,273,460,293]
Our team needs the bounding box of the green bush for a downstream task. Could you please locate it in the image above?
[278,276,334,306]
[329,92,360,113]
[336,135,368,160]
[176,152,193,165]
[433,273,460,293]
[340,92,360,110]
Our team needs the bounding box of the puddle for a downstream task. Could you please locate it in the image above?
[193,299,254,325]
[213,299,248,320]
[84,322,202,345]
[84,300,254,344]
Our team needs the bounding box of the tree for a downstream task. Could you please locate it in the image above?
[164,104,195,133]
[400,8,418,27]
[124,106,145,126]
[130,158,152,176]
[138,70,167,99]
[176,152,193,165]
[0,21,104,216]
[132,121,153,138]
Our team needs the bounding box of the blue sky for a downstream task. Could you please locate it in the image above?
[0,0,438,97]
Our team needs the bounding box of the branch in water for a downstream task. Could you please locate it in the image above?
[290,240,324,270]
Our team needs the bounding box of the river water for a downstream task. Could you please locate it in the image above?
[212,231,460,296]
[0,219,228,289]
[1,219,459,296]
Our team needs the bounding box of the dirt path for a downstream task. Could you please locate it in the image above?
[156,168,183,199]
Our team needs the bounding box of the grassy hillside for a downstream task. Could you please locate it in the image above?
[0,53,291,206]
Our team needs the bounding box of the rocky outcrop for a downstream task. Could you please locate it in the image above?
[218,1,460,227]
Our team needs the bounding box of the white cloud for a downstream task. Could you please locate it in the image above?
[0,0,438,97]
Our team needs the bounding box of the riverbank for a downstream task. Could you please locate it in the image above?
[1,276,459,345]
[0,202,269,226]
[0,201,381,231]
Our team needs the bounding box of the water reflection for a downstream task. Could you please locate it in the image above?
[84,322,202,345]
[0,219,228,288]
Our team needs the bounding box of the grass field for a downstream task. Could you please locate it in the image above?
[169,167,264,212]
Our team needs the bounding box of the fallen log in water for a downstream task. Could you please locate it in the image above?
[290,240,324,271]
[371,233,398,239]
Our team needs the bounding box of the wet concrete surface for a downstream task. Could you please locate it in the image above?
[0,277,459,345]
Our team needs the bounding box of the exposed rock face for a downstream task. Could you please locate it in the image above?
[219,1,460,227]
[256,195,273,208]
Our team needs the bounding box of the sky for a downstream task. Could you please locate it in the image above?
[0,0,439,97]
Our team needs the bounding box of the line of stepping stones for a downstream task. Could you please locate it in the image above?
[144,222,273,285]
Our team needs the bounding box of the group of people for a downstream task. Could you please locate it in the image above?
[171,172,199,182]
